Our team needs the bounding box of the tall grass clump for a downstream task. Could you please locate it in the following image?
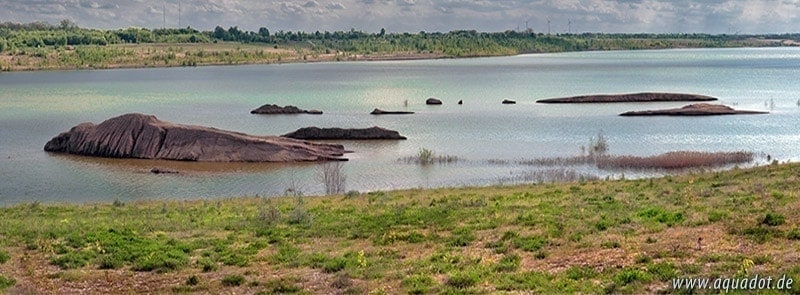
[597,151,753,170]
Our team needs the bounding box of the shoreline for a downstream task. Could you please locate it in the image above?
[1,41,795,73]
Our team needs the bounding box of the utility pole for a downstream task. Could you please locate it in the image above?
[547,18,551,35]
[568,19,572,34]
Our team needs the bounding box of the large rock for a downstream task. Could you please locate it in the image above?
[44,113,346,162]
[426,97,443,105]
[536,92,718,103]
[619,103,768,116]
[282,126,407,140]
[250,104,323,114]
[370,108,414,115]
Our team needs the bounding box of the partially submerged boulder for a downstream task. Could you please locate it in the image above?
[502,99,516,104]
[620,103,768,116]
[250,104,323,115]
[537,92,718,103]
[370,108,414,115]
[44,113,346,162]
[282,126,407,140]
[426,97,443,105]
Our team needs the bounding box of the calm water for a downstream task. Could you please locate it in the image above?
[2,48,799,205]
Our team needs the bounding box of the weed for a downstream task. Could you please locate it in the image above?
[402,274,436,294]
[448,227,476,247]
[0,250,9,264]
[186,275,199,286]
[512,235,547,252]
[600,240,621,249]
[787,228,800,240]
[615,268,652,286]
[446,271,479,289]
[565,266,597,280]
[494,254,521,272]
[221,274,245,286]
[0,275,16,291]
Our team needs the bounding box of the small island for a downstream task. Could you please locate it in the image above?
[282,126,407,140]
[44,113,346,162]
[250,104,323,115]
[536,92,718,103]
[370,108,415,115]
[619,103,768,116]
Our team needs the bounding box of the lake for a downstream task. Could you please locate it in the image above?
[2,47,799,205]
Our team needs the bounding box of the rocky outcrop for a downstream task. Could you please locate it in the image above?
[250,104,323,114]
[502,99,516,104]
[426,97,443,105]
[44,113,346,162]
[537,92,718,103]
[619,103,768,116]
[282,126,407,140]
[370,108,414,115]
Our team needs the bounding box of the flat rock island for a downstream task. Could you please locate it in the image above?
[619,103,768,116]
[282,126,407,140]
[250,104,323,115]
[44,113,346,162]
[536,92,718,103]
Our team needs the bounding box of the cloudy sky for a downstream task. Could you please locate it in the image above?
[1,0,798,34]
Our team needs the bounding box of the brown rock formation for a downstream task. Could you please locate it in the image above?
[619,103,768,116]
[426,97,443,105]
[250,104,323,114]
[370,108,414,115]
[536,92,718,103]
[44,113,346,162]
[282,126,407,140]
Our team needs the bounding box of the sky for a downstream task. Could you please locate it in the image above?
[1,0,799,34]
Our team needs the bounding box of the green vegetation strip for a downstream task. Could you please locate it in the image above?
[1,21,797,71]
[0,163,798,293]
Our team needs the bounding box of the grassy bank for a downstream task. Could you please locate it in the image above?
[2,21,798,71]
[0,163,798,294]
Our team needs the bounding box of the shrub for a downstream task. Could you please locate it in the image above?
[0,250,9,264]
[512,235,547,252]
[787,228,800,240]
[448,228,476,247]
[221,274,245,286]
[317,161,347,195]
[762,213,785,226]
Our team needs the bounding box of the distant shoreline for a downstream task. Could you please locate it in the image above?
[1,38,797,72]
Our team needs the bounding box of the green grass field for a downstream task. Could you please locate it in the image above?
[1,163,798,294]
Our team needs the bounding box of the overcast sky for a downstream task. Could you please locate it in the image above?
[1,0,798,34]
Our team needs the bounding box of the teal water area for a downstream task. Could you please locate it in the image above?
[1,48,798,205]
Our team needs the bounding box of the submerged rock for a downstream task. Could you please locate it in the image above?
[619,103,768,116]
[370,108,414,115]
[426,97,443,105]
[250,104,323,114]
[282,126,407,140]
[536,92,718,103]
[502,99,516,104]
[44,113,346,162]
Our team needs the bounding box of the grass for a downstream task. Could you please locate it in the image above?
[0,163,798,293]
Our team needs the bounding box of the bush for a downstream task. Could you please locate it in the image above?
[221,274,245,286]
[615,268,652,286]
[762,213,785,226]
[0,250,9,264]
[787,228,800,240]
[186,275,199,286]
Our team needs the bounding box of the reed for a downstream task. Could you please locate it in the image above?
[597,151,753,170]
